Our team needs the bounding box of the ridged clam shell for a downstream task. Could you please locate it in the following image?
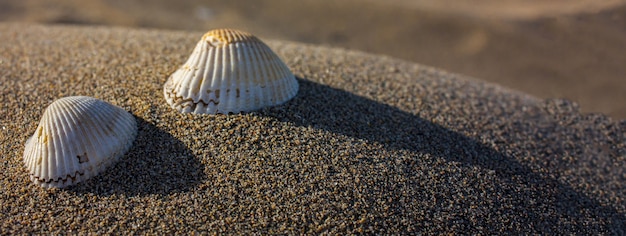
[163,28,299,114]
[22,96,137,188]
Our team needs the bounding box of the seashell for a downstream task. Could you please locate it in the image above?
[22,96,137,188]
[163,28,299,114]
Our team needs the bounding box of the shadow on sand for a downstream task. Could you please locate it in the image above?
[69,117,205,196]
[259,78,624,233]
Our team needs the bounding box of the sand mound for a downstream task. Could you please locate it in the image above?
[0,23,624,234]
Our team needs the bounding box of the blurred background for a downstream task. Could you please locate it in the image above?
[2,0,625,118]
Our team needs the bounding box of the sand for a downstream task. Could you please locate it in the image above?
[0,23,624,234]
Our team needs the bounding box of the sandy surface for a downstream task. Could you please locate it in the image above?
[1,23,624,234]
[1,0,626,119]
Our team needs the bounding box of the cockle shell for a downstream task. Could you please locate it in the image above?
[163,28,299,114]
[22,96,137,188]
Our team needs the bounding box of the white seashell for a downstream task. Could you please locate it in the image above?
[163,28,299,114]
[22,96,137,188]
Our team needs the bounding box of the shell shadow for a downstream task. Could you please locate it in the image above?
[258,78,625,233]
[69,117,205,196]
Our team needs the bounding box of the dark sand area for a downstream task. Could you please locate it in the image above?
[1,0,626,118]
[1,23,625,234]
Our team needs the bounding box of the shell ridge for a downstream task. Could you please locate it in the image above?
[277,54,297,101]
[99,105,136,167]
[206,42,224,113]
[278,54,296,94]
[206,40,224,112]
[122,113,137,150]
[38,101,64,185]
[171,69,186,96]
[111,105,136,153]
[45,102,67,183]
[231,42,241,112]
[217,44,230,112]
[41,105,54,167]
[25,128,41,183]
[244,43,260,109]
[165,73,183,109]
[36,125,48,183]
[252,43,268,109]
[221,43,235,112]
[259,42,276,106]
[180,60,195,100]
[163,77,179,109]
[265,48,286,103]
[230,43,244,111]
[25,127,37,169]
[163,72,177,99]
[199,46,215,105]
[23,137,33,175]
[188,41,208,98]
[203,45,221,110]
[252,43,269,109]
[97,103,132,164]
[241,45,255,109]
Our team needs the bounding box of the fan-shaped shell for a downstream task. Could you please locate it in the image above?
[22,96,137,188]
[163,28,299,114]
